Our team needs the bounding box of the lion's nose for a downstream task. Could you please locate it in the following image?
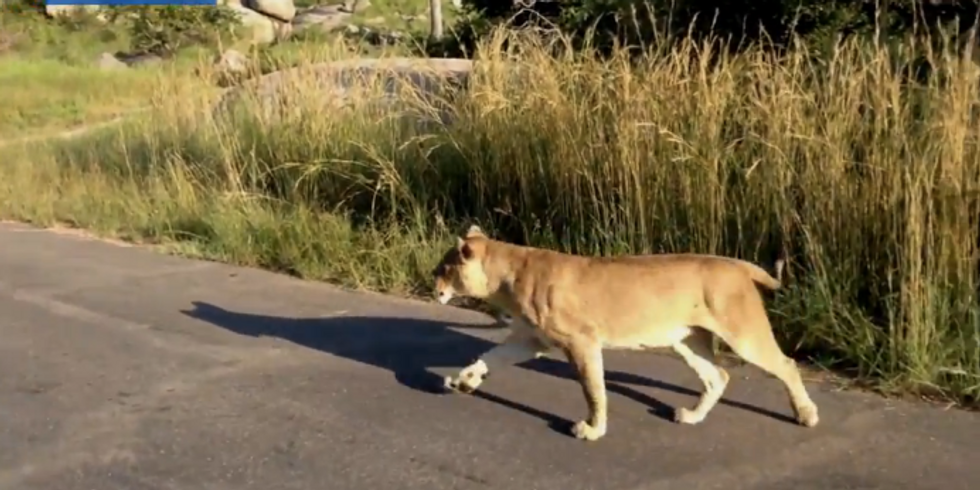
[437,290,452,304]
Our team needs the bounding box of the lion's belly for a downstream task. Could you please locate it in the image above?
[601,325,694,351]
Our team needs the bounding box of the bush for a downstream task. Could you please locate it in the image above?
[104,6,241,56]
[0,4,244,58]
[453,0,980,58]
[2,0,45,14]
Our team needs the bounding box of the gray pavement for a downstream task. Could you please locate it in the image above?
[0,222,977,490]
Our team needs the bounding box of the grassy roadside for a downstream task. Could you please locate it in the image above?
[0,137,449,294]
[1,27,979,408]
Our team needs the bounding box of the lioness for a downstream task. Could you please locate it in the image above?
[433,225,819,442]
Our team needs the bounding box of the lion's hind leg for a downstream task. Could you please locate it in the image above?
[671,327,731,425]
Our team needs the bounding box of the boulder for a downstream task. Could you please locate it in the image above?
[215,49,249,73]
[44,4,93,15]
[274,19,294,40]
[211,48,252,87]
[292,4,351,34]
[95,52,165,70]
[342,0,370,13]
[45,4,100,18]
[216,0,292,44]
[117,52,164,68]
[96,52,128,71]
[243,0,297,23]
[212,57,474,129]
[226,4,278,45]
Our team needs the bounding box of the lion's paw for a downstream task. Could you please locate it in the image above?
[795,403,820,428]
[443,362,488,394]
[443,375,478,394]
[571,420,606,441]
[673,407,705,425]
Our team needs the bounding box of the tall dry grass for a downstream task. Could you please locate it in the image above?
[2,29,978,404]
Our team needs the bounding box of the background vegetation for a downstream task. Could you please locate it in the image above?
[452,0,980,55]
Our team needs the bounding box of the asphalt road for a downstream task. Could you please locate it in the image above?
[1,222,977,490]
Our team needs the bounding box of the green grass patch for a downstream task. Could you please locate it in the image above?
[0,56,168,138]
[1,28,978,408]
[0,8,129,62]
[0,9,213,138]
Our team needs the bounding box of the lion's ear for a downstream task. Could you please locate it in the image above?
[460,242,475,261]
[455,236,474,260]
[465,224,485,238]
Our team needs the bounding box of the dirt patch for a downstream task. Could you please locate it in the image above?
[0,104,156,149]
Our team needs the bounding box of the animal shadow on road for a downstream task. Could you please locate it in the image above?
[181,301,797,434]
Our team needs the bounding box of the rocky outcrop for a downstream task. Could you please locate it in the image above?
[220,0,296,45]
[211,49,252,86]
[227,3,280,44]
[212,57,473,129]
[343,0,370,12]
[243,0,297,23]
[96,52,127,71]
[44,4,100,18]
[96,52,164,70]
[291,4,352,34]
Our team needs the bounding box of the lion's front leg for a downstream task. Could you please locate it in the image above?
[444,327,549,394]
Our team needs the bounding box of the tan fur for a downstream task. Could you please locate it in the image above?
[434,226,818,442]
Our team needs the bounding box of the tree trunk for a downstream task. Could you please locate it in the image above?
[429,0,444,41]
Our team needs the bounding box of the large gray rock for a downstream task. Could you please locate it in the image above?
[45,4,100,17]
[95,52,165,71]
[117,52,164,68]
[243,0,297,23]
[273,18,294,40]
[218,0,292,44]
[342,0,370,12]
[213,57,474,129]
[214,49,250,75]
[96,52,127,71]
[226,4,278,45]
[292,4,351,34]
[211,48,252,87]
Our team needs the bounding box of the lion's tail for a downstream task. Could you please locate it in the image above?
[737,258,784,290]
